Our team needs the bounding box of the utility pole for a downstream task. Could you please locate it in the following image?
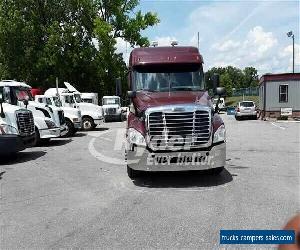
[287,31,295,73]
[197,32,200,50]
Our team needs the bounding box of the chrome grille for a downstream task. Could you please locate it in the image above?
[16,110,35,136]
[58,110,65,125]
[147,107,211,151]
[106,108,116,115]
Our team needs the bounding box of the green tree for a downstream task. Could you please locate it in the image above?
[220,72,233,97]
[0,0,97,89]
[205,65,259,96]
[243,67,259,87]
[93,0,159,97]
[0,0,159,97]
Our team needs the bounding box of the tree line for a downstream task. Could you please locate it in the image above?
[0,0,159,97]
[205,66,259,97]
[0,1,259,98]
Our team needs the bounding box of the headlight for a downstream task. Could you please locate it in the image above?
[0,124,18,135]
[213,124,226,143]
[45,119,56,129]
[127,128,146,147]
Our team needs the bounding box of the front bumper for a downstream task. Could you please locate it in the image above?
[74,121,82,129]
[0,134,35,154]
[236,111,257,117]
[60,124,68,137]
[39,127,61,139]
[126,142,226,172]
[104,114,120,119]
[94,117,104,125]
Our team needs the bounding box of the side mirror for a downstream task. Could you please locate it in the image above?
[23,99,29,108]
[127,91,136,98]
[215,87,225,96]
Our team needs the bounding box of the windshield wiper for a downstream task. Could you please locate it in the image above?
[142,89,158,92]
[171,86,199,91]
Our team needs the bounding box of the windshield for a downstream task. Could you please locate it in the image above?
[63,94,75,104]
[103,98,120,105]
[74,93,82,103]
[241,102,254,107]
[0,86,33,105]
[133,67,204,92]
[82,98,93,103]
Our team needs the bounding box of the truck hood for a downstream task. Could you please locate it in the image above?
[133,91,213,112]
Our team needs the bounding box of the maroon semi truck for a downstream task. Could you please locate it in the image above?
[125,46,226,178]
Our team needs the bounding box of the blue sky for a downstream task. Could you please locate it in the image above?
[117,0,299,75]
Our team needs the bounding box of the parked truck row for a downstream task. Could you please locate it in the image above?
[0,80,108,155]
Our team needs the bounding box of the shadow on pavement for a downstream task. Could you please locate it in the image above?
[83,127,110,132]
[40,138,72,147]
[132,168,233,188]
[0,151,46,165]
[70,132,86,137]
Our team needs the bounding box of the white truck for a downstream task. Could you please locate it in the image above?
[45,84,103,131]
[0,90,35,155]
[102,96,122,122]
[35,95,82,137]
[81,93,98,105]
[0,80,62,145]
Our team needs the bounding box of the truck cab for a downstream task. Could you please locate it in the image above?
[44,86,103,131]
[35,95,82,136]
[125,46,226,178]
[102,96,122,122]
[0,80,62,145]
[0,90,35,155]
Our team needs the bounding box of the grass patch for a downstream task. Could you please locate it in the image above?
[225,96,259,107]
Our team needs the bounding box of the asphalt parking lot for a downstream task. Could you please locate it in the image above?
[0,115,299,249]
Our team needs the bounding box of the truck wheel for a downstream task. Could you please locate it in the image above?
[208,167,224,175]
[32,127,41,147]
[127,165,139,179]
[82,117,94,131]
[65,119,75,137]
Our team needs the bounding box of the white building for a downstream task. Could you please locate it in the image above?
[259,73,300,119]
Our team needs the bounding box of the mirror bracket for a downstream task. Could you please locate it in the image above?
[127,91,136,98]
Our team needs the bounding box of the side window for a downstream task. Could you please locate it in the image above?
[279,84,288,103]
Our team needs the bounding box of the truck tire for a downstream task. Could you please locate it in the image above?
[127,165,139,179]
[32,127,41,147]
[65,119,75,137]
[82,117,94,131]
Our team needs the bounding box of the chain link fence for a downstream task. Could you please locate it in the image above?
[232,87,259,96]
